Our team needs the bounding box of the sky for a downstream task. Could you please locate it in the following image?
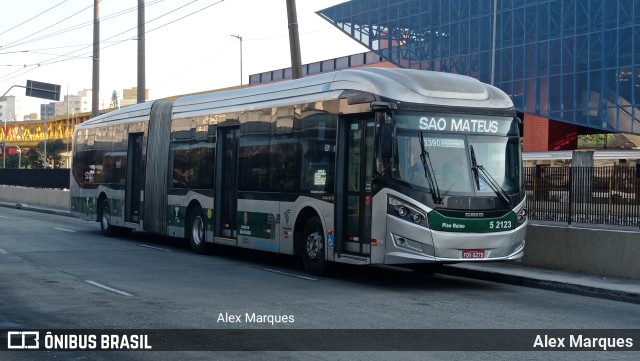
[0,0,367,117]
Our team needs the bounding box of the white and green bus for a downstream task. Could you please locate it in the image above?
[71,67,527,275]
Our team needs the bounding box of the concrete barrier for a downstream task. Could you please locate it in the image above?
[0,185,69,211]
[0,186,638,280]
[523,224,640,280]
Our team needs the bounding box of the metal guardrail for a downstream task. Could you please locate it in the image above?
[525,166,640,227]
[0,168,70,189]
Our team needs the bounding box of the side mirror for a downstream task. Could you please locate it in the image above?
[380,123,393,158]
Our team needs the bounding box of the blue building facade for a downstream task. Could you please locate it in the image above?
[318,0,640,137]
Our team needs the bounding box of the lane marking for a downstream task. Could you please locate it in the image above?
[139,244,171,252]
[261,268,319,281]
[0,248,8,254]
[54,227,76,233]
[0,215,9,219]
[85,280,133,297]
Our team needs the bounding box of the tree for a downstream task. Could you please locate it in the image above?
[27,147,44,169]
[4,153,24,168]
[578,134,607,148]
[37,139,66,168]
[22,140,66,169]
[110,90,119,109]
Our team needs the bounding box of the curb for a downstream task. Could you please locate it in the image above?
[439,265,640,305]
[0,202,72,217]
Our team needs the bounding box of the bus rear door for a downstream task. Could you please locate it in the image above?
[215,126,239,240]
[125,132,144,223]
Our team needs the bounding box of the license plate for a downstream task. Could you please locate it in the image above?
[462,249,485,259]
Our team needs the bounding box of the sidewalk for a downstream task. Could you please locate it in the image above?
[0,200,71,217]
[441,262,640,304]
[1,200,639,304]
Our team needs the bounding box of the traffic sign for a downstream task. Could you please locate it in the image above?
[25,80,61,101]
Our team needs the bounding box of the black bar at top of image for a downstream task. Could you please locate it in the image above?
[1,329,639,352]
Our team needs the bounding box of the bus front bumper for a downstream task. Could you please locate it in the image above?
[383,222,526,264]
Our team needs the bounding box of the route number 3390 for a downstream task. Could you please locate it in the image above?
[489,220,512,229]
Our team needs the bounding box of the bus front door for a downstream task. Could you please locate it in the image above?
[336,117,374,256]
[215,127,239,239]
[125,132,143,223]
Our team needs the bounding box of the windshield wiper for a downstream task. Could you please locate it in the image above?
[418,132,443,204]
[469,145,511,206]
[469,144,481,190]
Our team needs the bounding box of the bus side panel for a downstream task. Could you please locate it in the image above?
[166,191,214,240]
[236,198,280,253]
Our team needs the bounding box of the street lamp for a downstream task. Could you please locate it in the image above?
[231,34,243,88]
[67,109,73,168]
[44,116,48,168]
[2,117,6,169]
[15,145,21,169]
[3,111,13,168]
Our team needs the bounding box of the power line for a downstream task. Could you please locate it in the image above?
[0,41,123,56]
[0,0,99,50]
[30,0,204,67]
[0,0,170,79]
[0,0,71,38]
[0,0,227,83]
[0,0,167,52]
[151,40,235,89]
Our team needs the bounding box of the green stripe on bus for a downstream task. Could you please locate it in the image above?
[428,210,516,233]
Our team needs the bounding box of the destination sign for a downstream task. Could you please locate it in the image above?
[395,112,517,136]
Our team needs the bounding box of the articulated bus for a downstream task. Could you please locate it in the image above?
[70,67,527,275]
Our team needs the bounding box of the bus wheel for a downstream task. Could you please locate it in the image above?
[302,217,327,276]
[188,206,207,254]
[99,200,115,237]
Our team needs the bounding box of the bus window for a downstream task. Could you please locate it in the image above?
[299,112,337,194]
[170,141,191,188]
[190,140,215,189]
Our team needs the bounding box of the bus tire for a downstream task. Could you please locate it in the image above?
[99,200,115,237]
[302,217,327,276]
[188,206,207,254]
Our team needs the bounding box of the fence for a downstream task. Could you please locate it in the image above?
[0,167,639,227]
[0,168,70,189]
[525,166,640,227]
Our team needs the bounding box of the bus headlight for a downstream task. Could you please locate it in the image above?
[388,196,428,228]
[396,206,408,217]
[516,208,527,225]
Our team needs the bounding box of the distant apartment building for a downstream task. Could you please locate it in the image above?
[120,87,149,107]
[46,89,92,118]
[0,96,22,122]
[41,103,55,120]
[23,113,38,121]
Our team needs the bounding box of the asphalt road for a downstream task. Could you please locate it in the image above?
[0,206,638,360]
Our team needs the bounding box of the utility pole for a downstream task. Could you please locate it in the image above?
[286,0,303,79]
[231,35,243,88]
[137,0,146,103]
[92,0,100,117]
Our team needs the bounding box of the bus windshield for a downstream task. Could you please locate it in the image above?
[394,132,521,197]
